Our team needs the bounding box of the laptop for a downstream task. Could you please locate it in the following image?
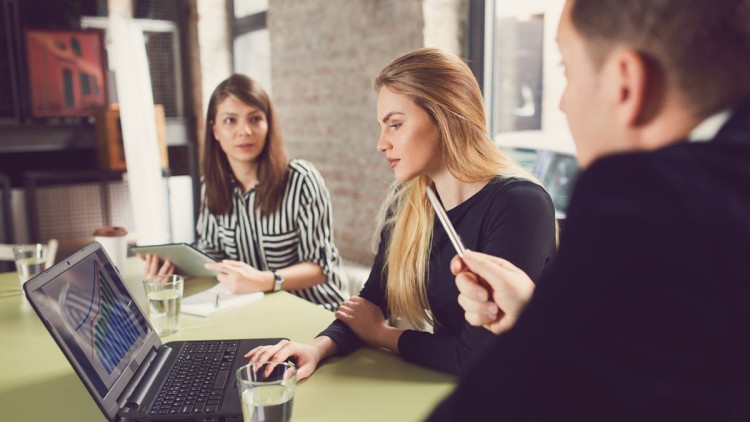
[24,241,283,421]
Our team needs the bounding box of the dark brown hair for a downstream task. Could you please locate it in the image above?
[570,0,750,117]
[202,74,289,216]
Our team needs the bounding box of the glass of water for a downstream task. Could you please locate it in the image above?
[236,361,296,422]
[142,275,184,336]
[13,243,47,286]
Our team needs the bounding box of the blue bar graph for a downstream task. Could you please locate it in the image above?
[74,262,141,374]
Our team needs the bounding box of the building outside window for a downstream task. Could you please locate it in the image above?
[482,0,578,224]
[484,0,569,140]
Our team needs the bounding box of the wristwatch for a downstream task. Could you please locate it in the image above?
[271,270,285,292]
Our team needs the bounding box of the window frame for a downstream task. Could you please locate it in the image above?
[0,0,23,124]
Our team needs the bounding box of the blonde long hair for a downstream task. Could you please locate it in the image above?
[374,48,542,329]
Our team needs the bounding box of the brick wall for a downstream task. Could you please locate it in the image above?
[269,0,466,265]
[424,0,468,57]
[197,0,233,119]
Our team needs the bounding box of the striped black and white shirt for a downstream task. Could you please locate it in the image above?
[195,159,346,310]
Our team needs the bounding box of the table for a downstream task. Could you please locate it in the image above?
[0,259,455,421]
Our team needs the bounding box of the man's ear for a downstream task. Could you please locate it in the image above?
[611,48,649,128]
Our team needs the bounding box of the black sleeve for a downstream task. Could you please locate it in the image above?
[481,180,557,282]
[317,226,389,355]
[398,181,557,375]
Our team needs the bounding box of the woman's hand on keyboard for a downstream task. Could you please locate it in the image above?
[244,337,339,381]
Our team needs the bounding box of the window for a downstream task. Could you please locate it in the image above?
[482,0,571,141]
[63,69,75,109]
[490,13,544,133]
[80,72,91,96]
[231,0,271,93]
[71,37,82,56]
[480,1,579,222]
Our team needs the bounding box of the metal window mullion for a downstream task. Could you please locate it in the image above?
[233,12,267,37]
[483,0,496,135]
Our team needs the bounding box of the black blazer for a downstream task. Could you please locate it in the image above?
[428,98,750,421]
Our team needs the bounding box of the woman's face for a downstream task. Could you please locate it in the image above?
[376,87,442,182]
[212,94,268,168]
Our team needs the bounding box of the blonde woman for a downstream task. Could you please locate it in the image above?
[245,48,557,378]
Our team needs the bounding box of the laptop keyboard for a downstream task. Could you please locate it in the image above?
[149,340,239,416]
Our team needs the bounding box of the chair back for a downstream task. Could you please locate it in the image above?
[0,175,14,272]
[0,243,13,262]
[0,174,12,244]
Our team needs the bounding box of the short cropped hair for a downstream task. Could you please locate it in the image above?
[570,0,750,117]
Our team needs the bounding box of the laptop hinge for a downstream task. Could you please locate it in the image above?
[118,345,173,409]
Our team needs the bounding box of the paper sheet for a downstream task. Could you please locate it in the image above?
[181,284,263,317]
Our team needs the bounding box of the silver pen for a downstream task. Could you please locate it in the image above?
[426,186,466,257]
[215,293,220,309]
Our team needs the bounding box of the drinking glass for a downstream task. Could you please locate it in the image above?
[13,244,47,286]
[236,361,296,422]
[142,275,184,336]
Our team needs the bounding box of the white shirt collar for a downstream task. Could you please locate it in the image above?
[687,108,733,143]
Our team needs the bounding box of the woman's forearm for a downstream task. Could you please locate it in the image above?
[274,261,327,290]
[374,326,404,354]
[312,335,340,360]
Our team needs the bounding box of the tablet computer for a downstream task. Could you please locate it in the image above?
[131,243,219,278]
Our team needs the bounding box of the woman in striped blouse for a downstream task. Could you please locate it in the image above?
[146,74,346,310]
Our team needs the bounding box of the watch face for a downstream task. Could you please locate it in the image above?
[273,271,284,291]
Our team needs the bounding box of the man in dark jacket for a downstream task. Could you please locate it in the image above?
[429,0,750,420]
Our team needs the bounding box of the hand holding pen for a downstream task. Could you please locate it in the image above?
[450,251,535,335]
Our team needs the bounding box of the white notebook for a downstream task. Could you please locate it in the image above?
[181,284,264,317]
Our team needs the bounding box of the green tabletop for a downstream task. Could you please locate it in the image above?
[0,258,455,421]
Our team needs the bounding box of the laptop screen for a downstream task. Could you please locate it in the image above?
[28,247,150,397]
